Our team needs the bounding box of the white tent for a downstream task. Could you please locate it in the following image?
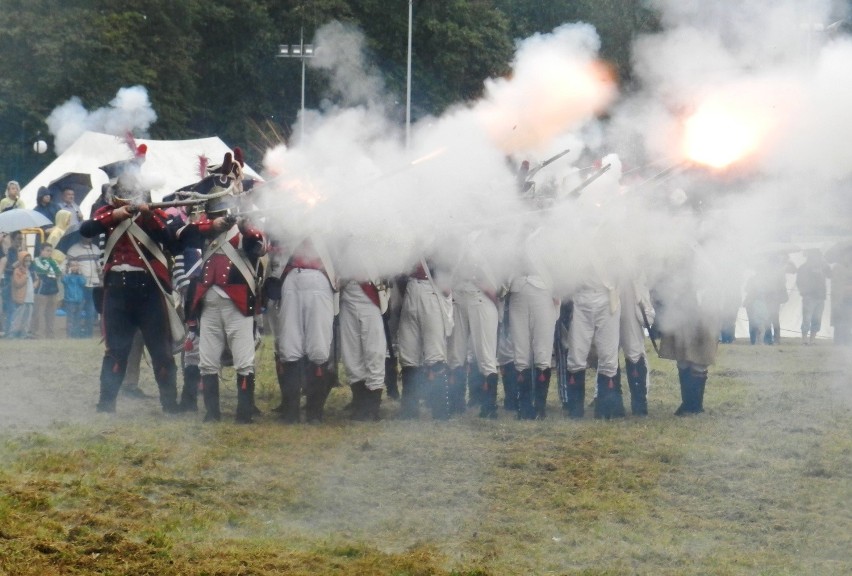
[21,131,261,216]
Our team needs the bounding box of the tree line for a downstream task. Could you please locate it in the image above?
[0,0,659,186]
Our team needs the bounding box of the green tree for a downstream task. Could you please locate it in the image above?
[350,0,513,119]
[87,0,199,137]
[0,0,93,182]
[0,0,199,182]
[0,0,660,184]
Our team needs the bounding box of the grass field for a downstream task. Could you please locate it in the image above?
[0,336,850,575]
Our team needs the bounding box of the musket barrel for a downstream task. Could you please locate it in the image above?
[566,163,611,197]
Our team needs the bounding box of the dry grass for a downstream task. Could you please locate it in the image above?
[0,337,850,575]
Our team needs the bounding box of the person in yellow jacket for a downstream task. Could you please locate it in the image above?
[45,209,73,267]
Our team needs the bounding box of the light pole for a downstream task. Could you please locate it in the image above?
[277,28,315,141]
[406,0,413,150]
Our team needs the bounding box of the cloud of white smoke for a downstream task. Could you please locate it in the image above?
[45,85,157,154]
[259,21,621,294]
[258,4,850,337]
[603,1,852,325]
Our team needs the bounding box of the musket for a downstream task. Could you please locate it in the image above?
[565,163,611,197]
[125,188,239,213]
[524,148,571,181]
[633,160,688,190]
[640,304,660,356]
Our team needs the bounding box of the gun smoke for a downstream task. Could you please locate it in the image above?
[46,85,157,155]
[255,2,850,340]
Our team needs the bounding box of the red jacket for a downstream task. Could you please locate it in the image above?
[82,205,174,289]
[190,216,266,316]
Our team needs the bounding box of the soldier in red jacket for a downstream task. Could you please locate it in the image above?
[80,150,182,414]
[179,152,267,423]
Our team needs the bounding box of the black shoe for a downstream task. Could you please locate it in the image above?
[96,400,116,413]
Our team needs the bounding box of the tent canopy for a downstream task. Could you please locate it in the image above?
[21,131,261,217]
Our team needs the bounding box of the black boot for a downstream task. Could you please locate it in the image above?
[563,370,586,419]
[533,367,551,420]
[235,373,255,424]
[363,386,382,421]
[625,358,648,416]
[278,361,302,424]
[178,365,200,412]
[399,366,420,420]
[693,369,707,413]
[427,362,451,421]
[501,362,518,411]
[96,355,125,413]
[448,366,467,415]
[611,369,627,418]
[201,373,221,422]
[516,368,535,420]
[677,367,706,415]
[479,373,499,418]
[304,363,331,423]
[154,362,180,414]
[385,356,400,399]
[675,366,691,416]
[467,368,484,408]
[594,371,624,420]
[350,380,368,421]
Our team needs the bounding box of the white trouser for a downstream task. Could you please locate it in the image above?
[509,279,559,371]
[199,290,255,376]
[398,279,450,367]
[447,286,498,375]
[620,289,647,364]
[566,289,620,377]
[276,269,334,364]
[339,283,386,391]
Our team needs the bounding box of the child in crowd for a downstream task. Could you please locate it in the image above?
[32,242,62,338]
[63,261,87,338]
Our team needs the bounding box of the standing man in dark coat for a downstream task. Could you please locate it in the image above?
[655,251,720,416]
[796,248,831,345]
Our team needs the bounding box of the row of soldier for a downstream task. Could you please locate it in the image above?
[85,146,714,423]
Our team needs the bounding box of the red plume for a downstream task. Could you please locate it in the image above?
[124,131,139,155]
[198,155,209,179]
[135,143,147,158]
